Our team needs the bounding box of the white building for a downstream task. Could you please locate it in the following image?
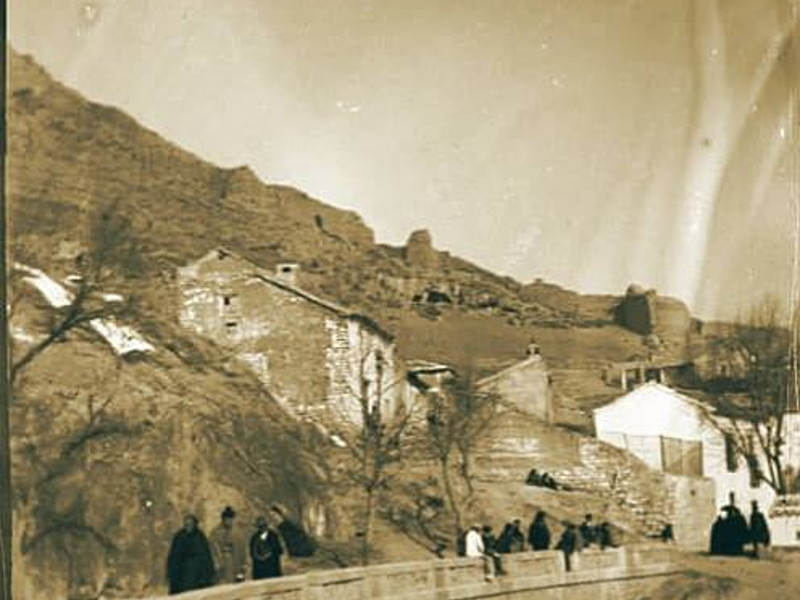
[593,382,780,513]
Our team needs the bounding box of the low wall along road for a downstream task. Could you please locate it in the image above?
[140,544,680,600]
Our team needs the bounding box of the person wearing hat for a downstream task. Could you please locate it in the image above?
[166,514,215,595]
[250,516,285,580]
[209,506,246,584]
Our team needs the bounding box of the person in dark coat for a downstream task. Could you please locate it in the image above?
[748,501,770,558]
[166,514,216,595]
[597,522,616,550]
[660,523,674,543]
[456,528,468,557]
[528,511,551,551]
[541,472,559,490]
[250,516,285,580]
[496,523,514,553]
[709,513,726,555]
[726,505,749,556]
[525,469,542,486]
[497,519,525,553]
[270,505,317,558]
[556,523,579,572]
[481,525,506,576]
[579,514,596,548]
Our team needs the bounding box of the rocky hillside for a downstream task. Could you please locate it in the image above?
[9,281,334,599]
[6,48,722,598]
[7,48,708,384]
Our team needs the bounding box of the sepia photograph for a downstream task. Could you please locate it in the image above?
[2,1,800,598]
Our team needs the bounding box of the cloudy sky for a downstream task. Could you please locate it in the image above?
[9,0,799,321]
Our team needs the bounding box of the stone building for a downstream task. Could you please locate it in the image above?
[476,342,553,423]
[593,382,790,514]
[178,248,399,425]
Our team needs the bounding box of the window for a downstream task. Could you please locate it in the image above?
[222,293,239,311]
[682,440,703,477]
[225,321,238,335]
[747,454,762,488]
[724,434,738,472]
[746,434,762,488]
[660,436,703,476]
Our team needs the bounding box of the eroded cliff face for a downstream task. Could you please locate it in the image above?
[10,300,329,599]
[7,49,375,280]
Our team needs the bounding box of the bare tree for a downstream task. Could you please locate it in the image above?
[707,296,797,494]
[424,368,501,550]
[320,339,417,566]
[7,206,141,599]
[10,207,140,385]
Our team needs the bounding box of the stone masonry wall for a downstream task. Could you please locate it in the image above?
[178,250,332,414]
[476,414,714,541]
[479,356,552,423]
[324,317,398,425]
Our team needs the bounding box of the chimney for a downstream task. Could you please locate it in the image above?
[275,262,300,287]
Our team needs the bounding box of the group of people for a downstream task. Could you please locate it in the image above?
[525,469,559,491]
[166,504,315,595]
[461,511,619,578]
[709,497,771,559]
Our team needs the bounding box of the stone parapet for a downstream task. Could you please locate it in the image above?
[136,544,678,600]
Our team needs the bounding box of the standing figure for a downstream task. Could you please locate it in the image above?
[579,514,596,548]
[166,515,216,595]
[209,506,246,584]
[748,501,770,559]
[250,516,285,580]
[556,523,579,572]
[725,505,749,556]
[528,511,551,551]
[709,512,726,555]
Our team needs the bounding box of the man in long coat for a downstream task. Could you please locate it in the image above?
[749,501,770,558]
[166,515,216,595]
[709,512,726,555]
[250,516,285,580]
[555,523,579,572]
[528,511,551,551]
[209,506,246,584]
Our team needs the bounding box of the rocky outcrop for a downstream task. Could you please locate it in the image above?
[615,285,693,358]
[404,229,439,270]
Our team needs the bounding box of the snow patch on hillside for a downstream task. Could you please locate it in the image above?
[14,263,155,356]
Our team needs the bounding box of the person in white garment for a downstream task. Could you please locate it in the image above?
[465,525,485,558]
[465,524,496,581]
